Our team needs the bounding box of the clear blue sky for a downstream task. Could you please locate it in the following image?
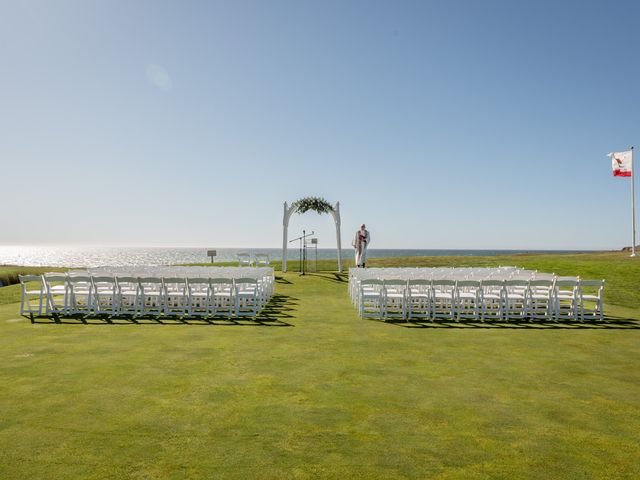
[2,0,638,249]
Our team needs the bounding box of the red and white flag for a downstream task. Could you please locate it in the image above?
[608,150,633,177]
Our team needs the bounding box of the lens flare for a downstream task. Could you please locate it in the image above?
[146,64,172,91]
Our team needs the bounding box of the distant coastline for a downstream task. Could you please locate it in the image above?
[0,246,601,268]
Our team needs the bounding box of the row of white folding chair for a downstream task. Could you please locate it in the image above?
[462,278,597,321]
[100,276,265,318]
[88,266,274,280]
[350,267,525,284]
[237,253,271,267]
[350,266,524,278]
[87,267,275,307]
[348,267,532,301]
[356,278,604,322]
[358,279,494,321]
[444,278,591,321]
[492,277,600,321]
[350,272,530,308]
[31,274,266,319]
[348,267,564,309]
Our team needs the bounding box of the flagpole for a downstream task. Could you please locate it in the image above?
[632,146,637,257]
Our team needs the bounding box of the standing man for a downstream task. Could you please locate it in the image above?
[353,224,370,268]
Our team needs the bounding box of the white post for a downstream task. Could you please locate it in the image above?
[282,202,289,271]
[334,202,343,273]
[631,147,637,257]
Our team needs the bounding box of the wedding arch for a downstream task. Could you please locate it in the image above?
[282,197,342,273]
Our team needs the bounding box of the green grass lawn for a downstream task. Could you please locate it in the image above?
[1,253,639,479]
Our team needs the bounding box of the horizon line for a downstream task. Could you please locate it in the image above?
[0,244,615,251]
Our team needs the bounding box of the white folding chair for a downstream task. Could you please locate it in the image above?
[19,274,45,317]
[67,274,93,315]
[407,279,431,320]
[455,280,481,321]
[115,276,140,316]
[186,278,213,318]
[348,268,362,305]
[91,276,117,316]
[578,279,605,321]
[504,280,529,321]
[553,278,579,321]
[383,279,407,320]
[431,280,456,321]
[135,277,163,316]
[235,278,259,319]
[43,273,69,316]
[358,279,384,319]
[254,253,270,266]
[210,278,234,318]
[480,280,504,321]
[162,277,187,317]
[237,253,253,267]
[528,279,555,321]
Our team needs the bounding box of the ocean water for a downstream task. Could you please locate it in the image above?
[0,246,595,268]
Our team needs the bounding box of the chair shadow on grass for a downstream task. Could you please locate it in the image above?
[375,316,640,330]
[302,272,348,283]
[30,293,297,327]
